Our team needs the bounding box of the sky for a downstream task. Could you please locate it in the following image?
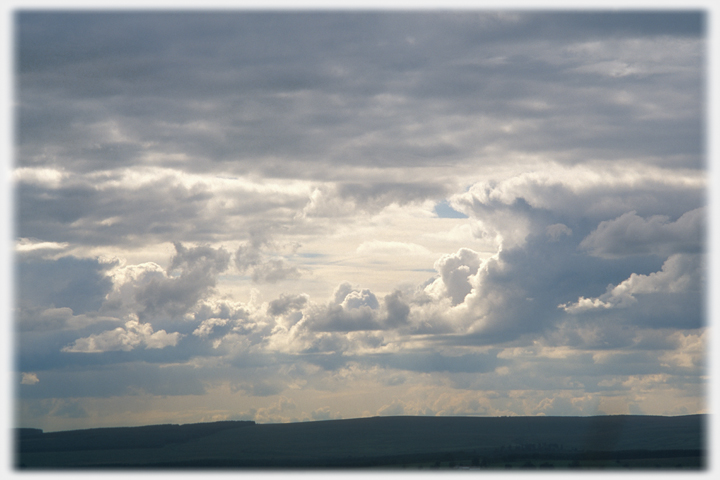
[10,9,709,433]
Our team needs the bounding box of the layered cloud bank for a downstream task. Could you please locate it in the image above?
[14,11,706,431]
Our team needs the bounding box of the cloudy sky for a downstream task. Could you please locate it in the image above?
[13,10,708,432]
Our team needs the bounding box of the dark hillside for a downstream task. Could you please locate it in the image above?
[18,420,255,452]
[16,414,706,469]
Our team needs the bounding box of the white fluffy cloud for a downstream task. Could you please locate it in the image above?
[559,253,703,314]
[426,248,482,306]
[103,243,231,320]
[62,317,183,353]
[451,165,704,235]
[21,373,40,385]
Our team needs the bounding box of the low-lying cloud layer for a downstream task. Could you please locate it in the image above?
[14,11,707,431]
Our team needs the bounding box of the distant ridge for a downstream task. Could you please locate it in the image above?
[17,420,255,451]
[17,414,706,470]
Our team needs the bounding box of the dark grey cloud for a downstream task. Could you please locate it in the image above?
[361,350,500,374]
[522,11,704,39]
[559,253,705,330]
[338,182,449,210]
[452,174,705,230]
[16,174,310,248]
[18,363,206,400]
[19,324,185,373]
[16,11,705,179]
[443,243,665,345]
[16,180,212,246]
[300,283,415,333]
[268,293,308,317]
[235,380,285,398]
[16,255,115,316]
[305,302,381,333]
[192,301,250,323]
[579,208,705,258]
[383,290,410,328]
[131,243,230,320]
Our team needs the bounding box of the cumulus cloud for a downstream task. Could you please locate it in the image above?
[579,208,705,258]
[292,283,416,335]
[400,164,705,343]
[383,290,410,328]
[451,166,704,239]
[426,248,482,306]
[62,317,183,353]
[407,213,702,343]
[103,243,230,320]
[559,253,704,314]
[192,318,230,340]
[268,293,309,317]
[305,284,382,332]
[341,288,380,310]
[21,373,40,385]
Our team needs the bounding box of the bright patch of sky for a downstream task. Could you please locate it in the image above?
[12,10,707,432]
